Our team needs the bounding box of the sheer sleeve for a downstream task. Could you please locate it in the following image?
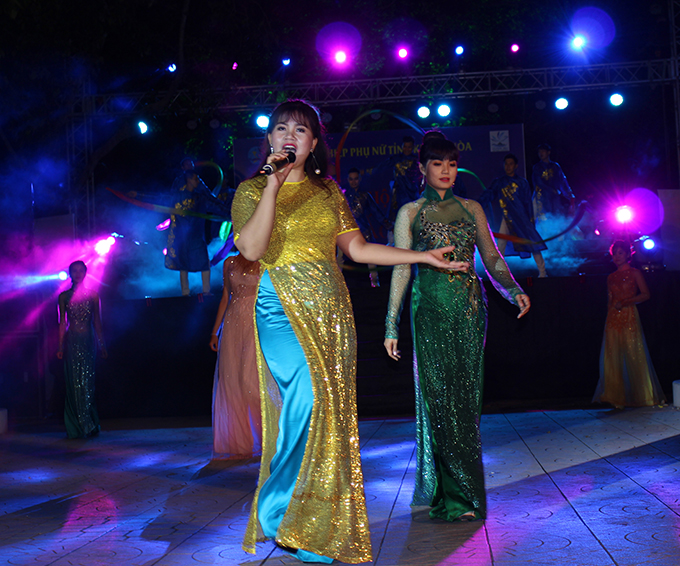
[469,200,525,304]
[385,202,420,339]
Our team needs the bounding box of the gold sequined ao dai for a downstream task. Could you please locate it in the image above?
[231,176,372,563]
[593,268,665,407]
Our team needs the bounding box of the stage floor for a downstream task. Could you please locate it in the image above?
[1,407,678,565]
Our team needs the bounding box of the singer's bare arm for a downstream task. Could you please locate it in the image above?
[337,230,469,271]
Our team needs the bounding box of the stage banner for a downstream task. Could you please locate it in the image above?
[233,124,525,208]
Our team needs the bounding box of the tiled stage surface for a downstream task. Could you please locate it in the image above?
[1,407,679,565]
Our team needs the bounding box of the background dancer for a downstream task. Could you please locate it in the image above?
[342,167,393,287]
[165,169,231,296]
[532,143,576,221]
[209,254,262,459]
[57,260,107,439]
[592,240,665,408]
[480,153,548,277]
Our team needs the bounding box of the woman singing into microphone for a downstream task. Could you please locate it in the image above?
[231,99,468,564]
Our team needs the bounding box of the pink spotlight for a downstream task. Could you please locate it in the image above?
[156,218,171,231]
[232,62,238,70]
[334,50,347,64]
[615,205,634,224]
[94,236,116,256]
[398,47,408,59]
[511,44,520,53]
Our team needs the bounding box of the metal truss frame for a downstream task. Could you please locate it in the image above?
[75,59,675,117]
[68,0,680,235]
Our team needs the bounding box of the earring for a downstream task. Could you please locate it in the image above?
[310,150,321,175]
[269,145,274,154]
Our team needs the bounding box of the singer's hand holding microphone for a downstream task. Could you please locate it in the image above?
[260,151,296,176]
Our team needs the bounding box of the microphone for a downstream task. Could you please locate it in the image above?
[259,152,296,175]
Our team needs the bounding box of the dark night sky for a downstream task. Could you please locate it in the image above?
[0,0,675,219]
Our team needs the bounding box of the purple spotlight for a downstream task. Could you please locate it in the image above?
[94,236,116,256]
[571,7,616,49]
[232,62,238,70]
[615,205,633,224]
[624,188,665,234]
[510,44,520,53]
[316,22,362,67]
[398,47,408,59]
[156,218,171,231]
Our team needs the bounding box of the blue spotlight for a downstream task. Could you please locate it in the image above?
[256,115,270,129]
[571,35,586,50]
[437,104,451,117]
[417,106,431,119]
[138,121,149,134]
[455,45,464,56]
[643,237,655,250]
[167,63,177,73]
[58,271,68,281]
[282,58,291,66]
[610,93,624,107]
[555,98,569,110]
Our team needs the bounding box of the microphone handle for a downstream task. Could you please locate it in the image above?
[260,153,295,175]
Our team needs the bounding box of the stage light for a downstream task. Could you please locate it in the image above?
[555,98,569,110]
[397,47,408,59]
[282,58,291,66]
[455,45,464,55]
[615,205,633,224]
[94,236,116,257]
[58,271,68,281]
[610,93,624,107]
[510,44,520,53]
[162,248,168,256]
[138,121,148,134]
[622,188,665,234]
[571,7,616,50]
[417,106,430,119]
[232,62,238,70]
[316,22,362,68]
[156,218,171,231]
[437,104,451,117]
[256,115,270,129]
[571,35,586,50]
[634,235,664,271]
[167,63,177,73]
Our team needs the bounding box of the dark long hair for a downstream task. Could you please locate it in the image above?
[253,99,331,195]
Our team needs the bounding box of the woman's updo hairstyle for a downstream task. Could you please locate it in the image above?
[419,133,459,166]
[610,240,633,258]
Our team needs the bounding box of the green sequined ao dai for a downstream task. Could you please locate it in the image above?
[386,185,524,521]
